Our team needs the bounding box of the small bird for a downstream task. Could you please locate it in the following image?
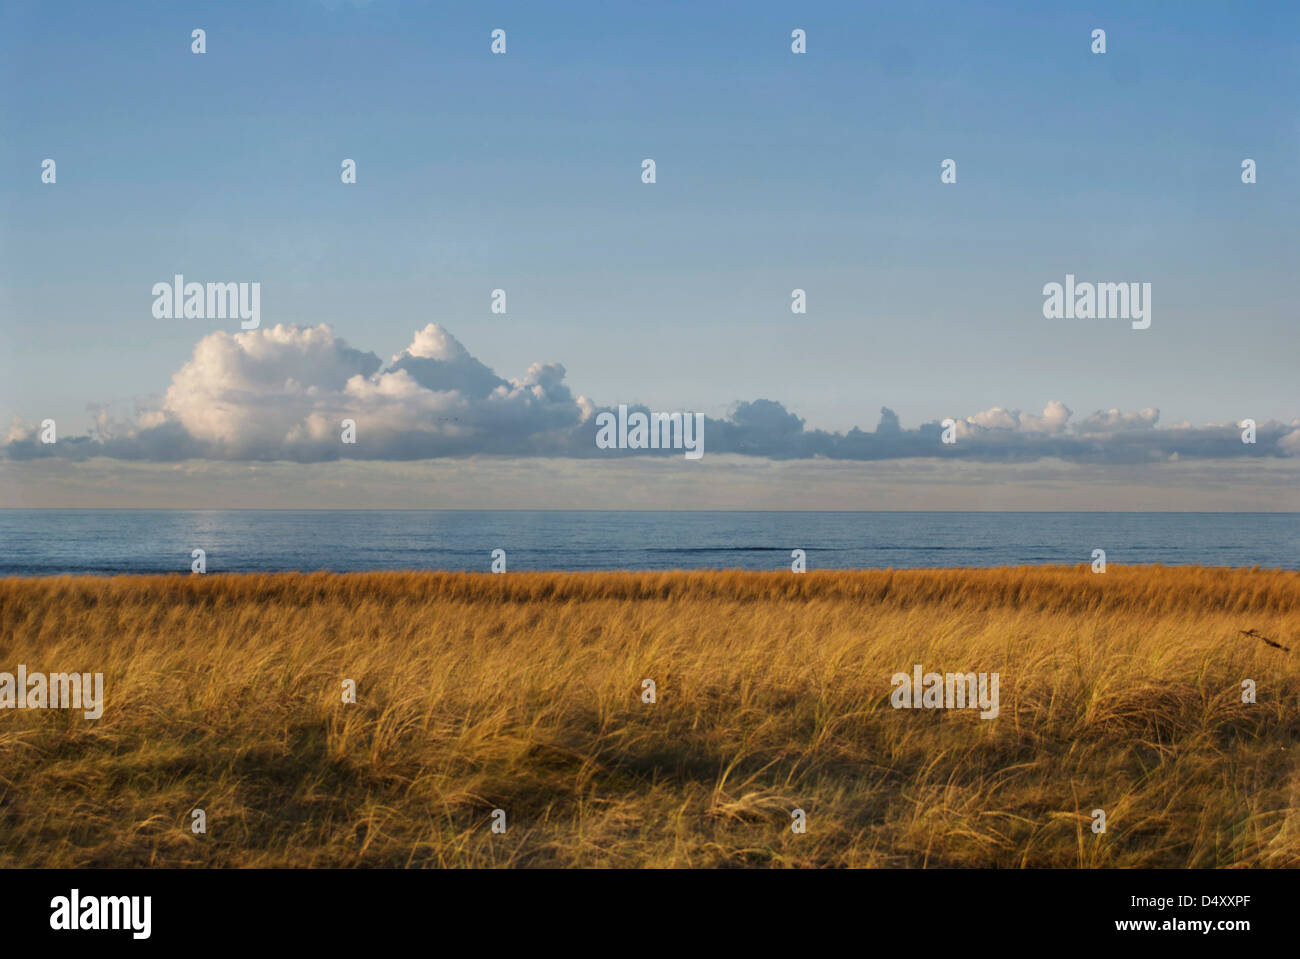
[1240,628,1290,652]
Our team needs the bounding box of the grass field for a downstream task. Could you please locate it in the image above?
[1,566,1298,868]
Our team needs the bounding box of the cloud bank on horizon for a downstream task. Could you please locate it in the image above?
[5,324,1299,464]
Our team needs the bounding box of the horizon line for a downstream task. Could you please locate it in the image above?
[1,507,1297,515]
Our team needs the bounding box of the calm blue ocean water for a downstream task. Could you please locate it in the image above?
[0,511,1295,575]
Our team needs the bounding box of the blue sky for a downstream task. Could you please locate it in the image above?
[1,0,1297,507]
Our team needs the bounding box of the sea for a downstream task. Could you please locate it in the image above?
[0,510,1295,576]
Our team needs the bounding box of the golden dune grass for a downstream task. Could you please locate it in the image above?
[0,565,1297,868]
